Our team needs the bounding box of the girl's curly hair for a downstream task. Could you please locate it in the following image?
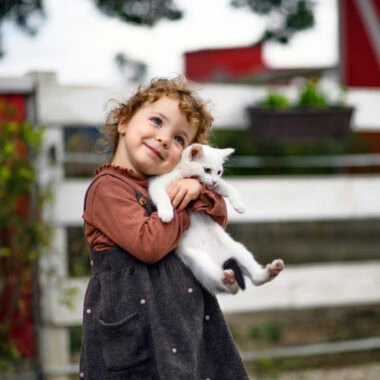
[98,75,214,162]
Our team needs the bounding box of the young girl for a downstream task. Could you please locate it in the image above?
[80,76,249,379]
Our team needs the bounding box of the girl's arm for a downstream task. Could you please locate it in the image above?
[192,184,228,228]
[83,176,190,264]
[166,179,228,228]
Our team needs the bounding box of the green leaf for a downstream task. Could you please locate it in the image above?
[0,166,11,181]
[0,248,11,258]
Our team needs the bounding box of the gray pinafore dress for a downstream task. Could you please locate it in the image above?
[79,174,249,379]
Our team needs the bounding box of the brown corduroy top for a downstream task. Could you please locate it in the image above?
[83,165,228,264]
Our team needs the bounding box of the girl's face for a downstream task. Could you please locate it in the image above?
[113,96,197,177]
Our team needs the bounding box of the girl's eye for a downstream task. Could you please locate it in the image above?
[174,136,185,145]
[151,117,162,127]
[204,168,212,174]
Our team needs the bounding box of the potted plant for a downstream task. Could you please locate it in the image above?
[247,78,355,142]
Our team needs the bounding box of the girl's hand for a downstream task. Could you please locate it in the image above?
[166,178,202,211]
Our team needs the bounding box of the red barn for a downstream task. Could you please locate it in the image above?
[185,1,380,89]
[339,0,380,154]
[184,42,267,82]
[339,0,380,87]
[184,41,335,84]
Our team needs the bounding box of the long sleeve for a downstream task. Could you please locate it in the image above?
[84,175,190,264]
[191,184,228,228]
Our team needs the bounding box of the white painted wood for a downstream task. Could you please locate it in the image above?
[40,326,70,380]
[54,180,89,225]
[347,89,380,130]
[226,175,380,223]
[54,176,380,225]
[241,337,380,360]
[218,261,380,313]
[48,261,380,325]
[0,75,34,93]
[32,72,380,131]
[49,278,88,326]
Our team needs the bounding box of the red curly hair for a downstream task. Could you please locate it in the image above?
[98,75,214,162]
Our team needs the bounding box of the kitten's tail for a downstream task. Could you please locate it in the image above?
[223,258,246,290]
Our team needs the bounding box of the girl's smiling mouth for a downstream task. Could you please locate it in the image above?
[144,143,164,160]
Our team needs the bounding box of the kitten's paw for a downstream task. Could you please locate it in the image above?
[226,281,239,294]
[234,202,246,214]
[230,199,246,214]
[222,269,240,294]
[267,259,285,278]
[158,207,174,223]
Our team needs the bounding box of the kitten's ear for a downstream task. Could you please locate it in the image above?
[189,144,203,161]
[220,148,234,161]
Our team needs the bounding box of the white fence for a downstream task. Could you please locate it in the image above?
[32,72,380,378]
[44,175,380,322]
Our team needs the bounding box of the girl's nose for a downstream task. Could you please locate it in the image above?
[156,133,169,148]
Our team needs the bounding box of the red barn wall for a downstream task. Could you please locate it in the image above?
[185,44,266,82]
[340,0,380,87]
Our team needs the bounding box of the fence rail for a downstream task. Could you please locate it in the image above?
[63,152,380,168]
[42,337,380,376]
[228,154,380,168]
[241,336,380,361]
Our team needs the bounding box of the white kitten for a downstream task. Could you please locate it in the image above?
[149,144,284,295]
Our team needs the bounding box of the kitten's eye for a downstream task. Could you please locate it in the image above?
[204,168,212,174]
[174,136,185,146]
[217,170,222,175]
[151,117,162,127]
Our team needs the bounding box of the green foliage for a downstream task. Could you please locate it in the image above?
[211,129,350,157]
[58,287,79,311]
[228,324,242,341]
[263,322,282,343]
[210,128,374,176]
[69,326,83,355]
[0,0,44,34]
[255,357,301,377]
[231,0,315,44]
[0,111,51,368]
[261,92,290,110]
[249,326,261,339]
[0,0,316,57]
[93,0,182,26]
[260,78,348,111]
[248,323,282,342]
[0,328,21,373]
[296,79,328,108]
[286,0,314,32]
[257,357,276,372]
[0,120,44,222]
[67,227,91,277]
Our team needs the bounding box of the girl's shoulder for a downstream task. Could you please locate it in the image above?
[85,165,149,205]
[93,164,148,189]
[84,165,149,215]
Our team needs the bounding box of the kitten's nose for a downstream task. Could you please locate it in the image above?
[212,180,217,186]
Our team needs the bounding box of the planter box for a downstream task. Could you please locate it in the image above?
[247,106,354,142]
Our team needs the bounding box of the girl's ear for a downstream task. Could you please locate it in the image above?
[189,144,203,161]
[117,120,127,135]
[220,148,234,161]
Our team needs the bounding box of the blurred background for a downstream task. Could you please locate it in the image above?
[1,0,380,379]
